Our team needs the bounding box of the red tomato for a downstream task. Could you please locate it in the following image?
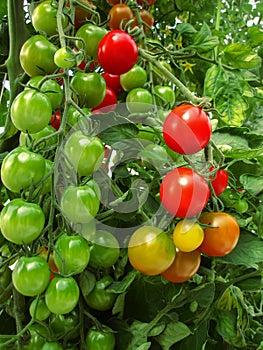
[102,72,123,95]
[160,167,210,218]
[94,86,117,111]
[98,30,138,75]
[49,111,61,130]
[209,166,228,196]
[163,104,212,155]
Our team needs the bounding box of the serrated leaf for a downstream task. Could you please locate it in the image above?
[156,321,192,350]
[223,43,261,69]
[191,22,219,53]
[216,92,248,126]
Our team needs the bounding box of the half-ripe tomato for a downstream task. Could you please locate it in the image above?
[102,72,123,95]
[137,0,156,5]
[12,256,50,296]
[209,166,228,196]
[128,226,176,275]
[98,30,138,75]
[107,4,133,30]
[20,35,58,77]
[160,167,210,218]
[38,248,59,281]
[73,0,96,29]
[173,220,204,252]
[0,198,45,244]
[163,104,212,155]
[120,64,147,91]
[161,250,201,283]
[93,86,117,111]
[45,276,80,314]
[198,212,240,256]
[131,9,154,31]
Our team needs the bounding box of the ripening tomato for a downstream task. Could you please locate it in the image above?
[161,250,201,283]
[163,104,212,155]
[102,72,123,95]
[198,212,240,256]
[94,86,117,111]
[128,226,176,275]
[98,30,138,75]
[38,248,59,281]
[131,9,154,31]
[107,4,133,30]
[73,0,96,29]
[160,167,210,218]
[76,24,108,59]
[173,220,204,252]
[120,64,147,91]
[209,166,228,196]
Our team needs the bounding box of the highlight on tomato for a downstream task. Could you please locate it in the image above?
[173,219,204,252]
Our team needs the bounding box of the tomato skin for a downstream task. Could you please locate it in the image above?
[131,9,154,31]
[71,72,106,108]
[20,35,58,77]
[153,85,175,108]
[1,146,46,193]
[160,167,210,218]
[94,86,117,111]
[161,250,201,283]
[120,64,147,91]
[163,104,212,155]
[72,0,96,29]
[50,111,61,130]
[12,256,50,297]
[29,297,51,321]
[49,311,79,339]
[98,30,138,75]
[86,327,116,350]
[19,125,57,151]
[53,233,90,275]
[22,323,49,350]
[173,220,204,252]
[102,72,123,95]
[198,212,240,257]
[42,342,63,350]
[107,4,133,30]
[54,47,76,69]
[63,130,104,176]
[128,226,176,275]
[0,198,45,245]
[209,167,228,196]
[126,87,153,113]
[45,276,80,314]
[76,24,108,59]
[84,275,116,311]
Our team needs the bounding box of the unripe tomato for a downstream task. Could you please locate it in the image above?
[54,47,76,69]
[153,85,175,108]
[19,125,57,150]
[42,342,63,350]
[107,4,133,30]
[86,327,116,350]
[120,64,147,91]
[29,297,51,321]
[173,220,204,252]
[126,88,153,113]
[0,265,12,303]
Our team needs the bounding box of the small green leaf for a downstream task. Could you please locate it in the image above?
[223,43,261,69]
[79,270,96,298]
[191,23,219,53]
[247,27,263,48]
[156,321,192,349]
[240,174,263,195]
[108,270,139,294]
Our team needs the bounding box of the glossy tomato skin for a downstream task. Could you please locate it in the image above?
[54,47,76,69]
[161,250,201,283]
[198,212,240,256]
[20,35,58,77]
[49,311,79,339]
[107,4,133,30]
[45,276,80,314]
[120,64,147,91]
[1,146,46,193]
[0,199,45,244]
[160,167,210,218]
[76,24,108,59]
[50,111,61,130]
[12,256,50,296]
[84,276,116,311]
[29,297,51,321]
[22,323,49,350]
[128,226,176,275]
[53,233,90,275]
[98,30,138,75]
[71,72,106,108]
[153,85,175,108]
[94,86,117,111]
[19,125,57,150]
[86,327,116,350]
[126,87,153,113]
[102,72,123,95]
[163,104,212,155]
[42,342,63,350]
[209,167,229,196]
[173,220,204,252]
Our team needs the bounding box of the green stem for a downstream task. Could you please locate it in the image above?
[214,0,222,58]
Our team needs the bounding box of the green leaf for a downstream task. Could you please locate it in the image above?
[108,269,139,294]
[177,319,209,350]
[223,43,261,69]
[176,23,197,35]
[247,27,263,48]
[240,174,263,196]
[148,323,166,337]
[79,270,96,298]
[156,321,192,349]
[185,282,215,308]
[191,22,219,53]
[137,343,151,350]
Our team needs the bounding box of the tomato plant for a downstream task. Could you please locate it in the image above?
[107,4,134,30]
[86,327,116,350]
[0,264,12,303]
[49,311,79,339]
[173,219,204,252]
[120,64,147,91]
[21,323,49,350]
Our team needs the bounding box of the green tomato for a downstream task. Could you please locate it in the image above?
[84,275,116,311]
[76,24,108,59]
[49,311,79,340]
[86,327,116,350]
[42,342,63,350]
[11,89,52,133]
[1,146,46,193]
[0,265,12,303]
[12,256,50,297]
[26,76,63,111]
[153,85,175,108]
[64,130,104,176]
[89,230,120,269]
[32,0,68,36]
[67,106,91,128]
[20,35,58,77]
[19,125,57,150]
[60,184,100,224]
[45,276,80,314]
[22,324,49,350]
[29,297,51,321]
[234,199,249,214]
[54,47,76,69]
[126,88,153,113]
[0,198,45,245]
[120,64,147,91]
[71,72,106,108]
[53,233,90,275]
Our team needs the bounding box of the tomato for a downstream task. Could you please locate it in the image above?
[89,230,120,268]
[12,256,50,296]
[198,212,240,256]
[106,0,122,5]
[11,89,52,133]
[53,233,90,275]
[102,72,123,95]
[131,9,154,31]
[161,250,201,283]
[76,24,108,60]
[38,248,59,281]
[0,199,45,244]
[163,104,212,155]
[71,71,106,108]
[84,275,116,311]
[153,85,175,108]
[0,264,12,303]
[73,0,96,29]
[20,35,58,77]
[45,276,80,314]
[137,0,156,5]
[50,111,61,130]
[160,167,210,218]
[29,297,51,321]
[60,184,100,224]
[19,125,57,150]
[22,324,48,350]
[54,47,76,69]
[107,4,133,30]
[94,86,117,111]
[234,199,249,213]
[42,342,63,350]
[126,88,153,113]
[49,311,79,339]
[128,226,176,275]
[173,220,204,252]
[98,30,138,75]
[31,0,68,37]
[209,167,228,196]
[66,106,90,128]
[86,327,116,350]
[120,64,147,91]
[63,130,104,176]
